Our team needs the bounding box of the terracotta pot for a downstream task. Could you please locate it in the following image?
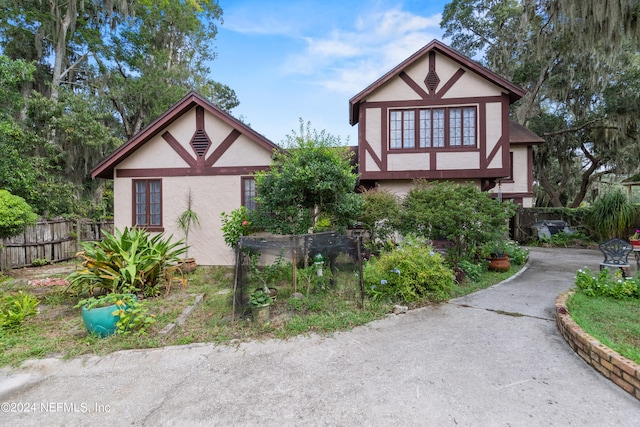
[629,239,640,249]
[488,255,511,272]
[180,258,197,273]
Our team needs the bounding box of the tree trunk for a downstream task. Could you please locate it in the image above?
[538,172,564,207]
[50,3,76,102]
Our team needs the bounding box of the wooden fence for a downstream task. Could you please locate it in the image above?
[0,218,113,270]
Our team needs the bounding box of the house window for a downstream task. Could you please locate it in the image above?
[390,110,415,149]
[242,177,257,211]
[133,179,162,230]
[462,107,476,146]
[391,106,476,149]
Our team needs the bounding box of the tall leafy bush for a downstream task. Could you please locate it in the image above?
[358,187,401,252]
[252,119,363,234]
[400,181,515,263]
[0,189,38,238]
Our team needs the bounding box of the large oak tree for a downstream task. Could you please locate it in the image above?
[441,0,640,207]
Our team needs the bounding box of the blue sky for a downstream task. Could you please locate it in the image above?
[212,0,449,146]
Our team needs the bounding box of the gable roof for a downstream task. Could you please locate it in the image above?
[349,39,526,125]
[91,91,279,179]
[509,121,545,145]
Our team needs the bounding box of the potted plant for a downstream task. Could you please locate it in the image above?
[76,293,155,337]
[481,240,511,272]
[249,290,273,323]
[176,189,200,272]
[629,230,640,249]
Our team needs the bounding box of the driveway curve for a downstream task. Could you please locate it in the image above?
[2,247,639,426]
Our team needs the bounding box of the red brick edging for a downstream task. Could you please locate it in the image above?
[555,292,640,400]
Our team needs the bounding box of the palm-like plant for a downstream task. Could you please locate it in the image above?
[587,189,638,240]
[66,227,186,296]
[176,189,200,259]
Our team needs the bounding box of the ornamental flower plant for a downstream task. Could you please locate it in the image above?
[630,230,640,240]
[221,206,251,248]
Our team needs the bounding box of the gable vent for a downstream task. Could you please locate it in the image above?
[425,69,440,92]
[191,129,210,157]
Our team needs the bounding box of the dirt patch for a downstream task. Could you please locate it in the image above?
[4,262,76,282]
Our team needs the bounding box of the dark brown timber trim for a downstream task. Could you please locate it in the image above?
[162,132,197,167]
[204,129,241,167]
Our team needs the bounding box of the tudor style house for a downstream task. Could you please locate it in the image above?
[91,92,278,266]
[349,39,543,206]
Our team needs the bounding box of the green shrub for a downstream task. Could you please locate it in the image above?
[0,189,38,239]
[363,236,455,302]
[574,267,640,299]
[66,227,186,296]
[457,259,487,282]
[358,187,401,253]
[536,230,591,247]
[400,181,515,263]
[249,290,273,307]
[0,291,39,331]
[504,242,529,265]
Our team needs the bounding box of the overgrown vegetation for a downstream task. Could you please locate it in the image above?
[0,291,39,331]
[586,189,638,241]
[0,251,521,367]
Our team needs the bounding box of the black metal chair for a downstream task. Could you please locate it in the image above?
[598,238,633,277]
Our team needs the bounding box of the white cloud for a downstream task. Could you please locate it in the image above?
[281,5,444,94]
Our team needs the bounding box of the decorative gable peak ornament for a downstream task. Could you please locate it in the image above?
[191,128,210,157]
[425,69,440,92]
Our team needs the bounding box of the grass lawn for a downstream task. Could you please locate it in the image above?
[0,261,523,368]
[566,293,640,364]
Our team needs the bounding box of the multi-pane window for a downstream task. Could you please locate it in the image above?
[242,177,257,211]
[391,107,476,149]
[390,110,415,149]
[462,107,476,146]
[419,109,445,147]
[133,179,162,228]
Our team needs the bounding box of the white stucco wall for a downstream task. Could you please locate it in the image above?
[114,175,238,266]
[366,77,422,102]
[365,107,382,161]
[504,146,529,193]
[387,153,430,171]
[437,152,480,170]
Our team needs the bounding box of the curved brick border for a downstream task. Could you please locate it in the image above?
[555,292,640,400]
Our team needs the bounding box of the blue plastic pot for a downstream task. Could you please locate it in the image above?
[81,304,120,337]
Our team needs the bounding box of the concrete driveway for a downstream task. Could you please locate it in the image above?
[1,247,639,426]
